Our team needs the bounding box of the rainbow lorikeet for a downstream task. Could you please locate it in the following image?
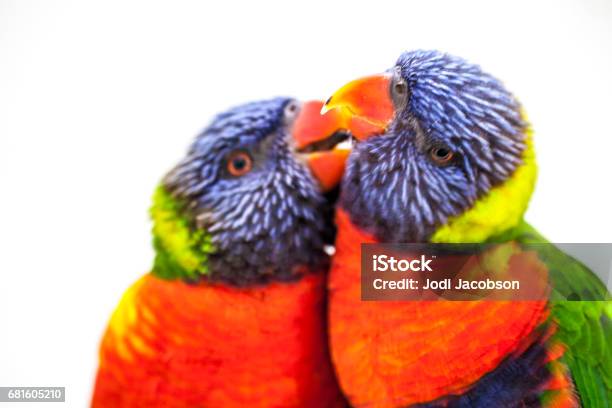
[91,98,351,407]
[317,51,611,407]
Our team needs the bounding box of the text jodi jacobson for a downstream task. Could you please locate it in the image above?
[373,277,520,291]
[370,254,520,291]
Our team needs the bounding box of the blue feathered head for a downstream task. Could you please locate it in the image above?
[160,98,349,284]
[322,50,528,242]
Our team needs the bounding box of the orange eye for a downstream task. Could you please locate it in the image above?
[430,146,454,164]
[227,151,253,176]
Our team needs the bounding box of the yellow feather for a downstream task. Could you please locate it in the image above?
[105,276,156,361]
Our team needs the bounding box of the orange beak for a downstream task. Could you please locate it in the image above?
[291,100,351,192]
[320,73,394,140]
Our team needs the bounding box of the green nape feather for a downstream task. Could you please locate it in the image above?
[493,222,612,407]
[150,186,214,281]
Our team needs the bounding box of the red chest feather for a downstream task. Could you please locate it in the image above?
[92,272,344,408]
[329,209,552,407]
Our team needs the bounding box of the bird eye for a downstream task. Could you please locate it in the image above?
[283,101,301,123]
[430,146,454,164]
[393,81,407,96]
[390,70,409,109]
[226,151,253,176]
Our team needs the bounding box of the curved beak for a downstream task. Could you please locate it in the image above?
[291,100,351,192]
[320,73,394,140]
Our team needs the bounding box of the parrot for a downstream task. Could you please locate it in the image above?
[91,97,352,407]
[315,50,611,407]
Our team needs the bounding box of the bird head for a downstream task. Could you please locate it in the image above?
[154,98,350,285]
[322,50,537,242]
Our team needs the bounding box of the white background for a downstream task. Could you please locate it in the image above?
[1,0,611,405]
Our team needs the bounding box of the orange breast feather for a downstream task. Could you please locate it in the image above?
[92,272,344,408]
[328,209,550,407]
